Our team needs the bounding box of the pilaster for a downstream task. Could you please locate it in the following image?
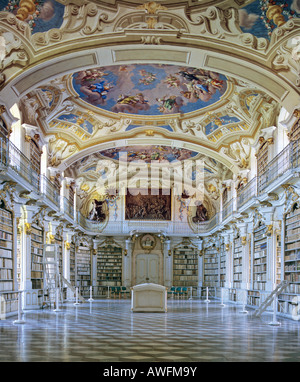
[163,239,171,287]
[91,239,98,287]
[124,238,133,287]
[236,221,251,290]
[194,238,203,289]
[260,206,276,291]
[224,233,233,290]
[21,204,40,309]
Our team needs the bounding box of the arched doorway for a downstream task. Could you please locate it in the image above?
[132,234,163,286]
[135,253,160,284]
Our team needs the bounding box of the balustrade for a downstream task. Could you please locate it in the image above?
[0,136,299,234]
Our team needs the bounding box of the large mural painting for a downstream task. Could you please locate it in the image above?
[125,189,171,220]
[72,64,227,116]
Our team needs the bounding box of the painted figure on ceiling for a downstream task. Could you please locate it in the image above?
[138,70,157,85]
[88,81,112,100]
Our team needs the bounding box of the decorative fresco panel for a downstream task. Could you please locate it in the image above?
[204,115,241,135]
[57,113,94,134]
[72,64,227,116]
[99,145,198,163]
[0,0,65,33]
[239,0,299,39]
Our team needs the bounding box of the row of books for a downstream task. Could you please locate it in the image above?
[0,268,13,279]
[286,242,300,250]
[0,240,12,249]
[254,264,267,272]
[0,257,12,268]
[0,231,12,240]
[285,220,300,230]
[254,251,267,259]
[0,281,13,291]
[0,248,12,258]
[0,224,12,233]
[286,213,300,224]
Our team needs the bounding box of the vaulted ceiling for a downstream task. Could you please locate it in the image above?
[0,0,299,198]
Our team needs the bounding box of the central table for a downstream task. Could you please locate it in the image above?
[131,283,167,313]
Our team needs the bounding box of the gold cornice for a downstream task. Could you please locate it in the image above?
[0,25,294,95]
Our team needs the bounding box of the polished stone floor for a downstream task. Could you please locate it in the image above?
[0,298,300,362]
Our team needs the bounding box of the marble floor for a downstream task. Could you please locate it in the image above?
[0,298,300,363]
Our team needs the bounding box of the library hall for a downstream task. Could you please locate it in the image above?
[0,0,300,365]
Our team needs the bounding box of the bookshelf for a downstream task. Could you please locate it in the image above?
[55,233,63,276]
[290,114,300,168]
[0,203,13,292]
[17,228,21,290]
[283,206,300,289]
[0,117,8,139]
[219,243,226,287]
[69,240,76,286]
[257,140,269,193]
[233,237,242,288]
[253,223,267,291]
[276,232,281,285]
[97,245,122,287]
[31,222,44,290]
[247,290,260,307]
[77,245,91,295]
[173,246,198,287]
[278,204,300,316]
[257,140,269,175]
[30,139,41,177]
[203,246,219,287]
[229,288,237,302]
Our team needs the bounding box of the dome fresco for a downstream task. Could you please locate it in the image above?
[71,64,227,116]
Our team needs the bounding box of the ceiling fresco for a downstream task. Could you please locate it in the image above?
[0,0,65,33]
[239,0,299,38]
[57,113,95,134]
[6,0,289,179]
[71,64,227,116]
[1,0,298,38]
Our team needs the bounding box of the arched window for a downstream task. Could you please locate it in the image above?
[257,139,269,194]
[222,187,228,205]
[30,137,41,176]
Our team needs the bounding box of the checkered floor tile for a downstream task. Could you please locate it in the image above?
[0,299,300,362]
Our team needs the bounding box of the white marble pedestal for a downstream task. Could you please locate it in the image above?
[131,283,167,313]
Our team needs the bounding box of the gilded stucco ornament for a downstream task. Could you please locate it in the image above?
[0,181,17,211]
[241,236,247,245]
[136,2,167,15]
[221,140,251,170]
[282,184,300,215]
[64,241,71,250]
[0,29,29,73]
[48,137,78,167]
[24,222,31,235]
